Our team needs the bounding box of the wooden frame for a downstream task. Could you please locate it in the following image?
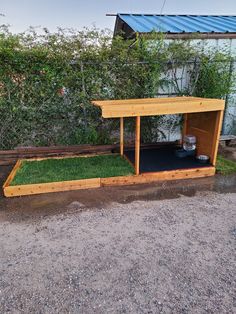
[3,157,215,197]
[3,159,101,197]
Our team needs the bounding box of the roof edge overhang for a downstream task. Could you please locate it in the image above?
[116,13,236,17]
[113,14,236,40]
[92,97,225,118]
[115,31,236,41]
[114,15,135,39]
[140,32,236,40]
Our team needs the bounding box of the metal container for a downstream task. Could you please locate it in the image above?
[196,155,210,164]
[183,135,196,151]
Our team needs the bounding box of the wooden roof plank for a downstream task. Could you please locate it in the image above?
[92,97,225,118]
[93,96,201,107]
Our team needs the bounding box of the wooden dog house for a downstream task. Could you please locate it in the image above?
[92,96,225,180]
[3,96,225,198]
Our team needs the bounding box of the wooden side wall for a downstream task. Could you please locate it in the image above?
[185,111,223,164]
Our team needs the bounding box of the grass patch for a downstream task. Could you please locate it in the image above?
[10,154,134,186]
[216,155,236,175]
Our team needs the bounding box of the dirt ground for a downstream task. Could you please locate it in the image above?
[0,163,236,313]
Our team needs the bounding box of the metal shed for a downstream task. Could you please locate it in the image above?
[112,14,236,135]
[114,14,236,39]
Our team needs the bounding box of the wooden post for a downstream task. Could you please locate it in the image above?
[135,116,141,175]
[182,113,188,144]
[120,117,124,156]
[211,110,224,166]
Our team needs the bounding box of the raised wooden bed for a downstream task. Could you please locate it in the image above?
[3,156,215,197]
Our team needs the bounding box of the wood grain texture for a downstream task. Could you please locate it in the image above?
[3,178,101,197]
[93,96,209,106]
[3,160,215,197]
[21,152,116,162]
[120,117,124,156]
[211,110,224,166]
[182,113,188,145]
[92,97,225,118]
[186,111,223,164]
[135,116,140,175]
[101,167,216,186]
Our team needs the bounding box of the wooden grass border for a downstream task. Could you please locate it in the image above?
[101,167,216,186]
[3,155,216,197]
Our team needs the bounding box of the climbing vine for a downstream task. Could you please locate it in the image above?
[0,26,233,149]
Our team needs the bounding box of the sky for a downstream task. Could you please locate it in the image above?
[1,0,236,33]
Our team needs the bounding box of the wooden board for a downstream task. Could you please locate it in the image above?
[185,111,224,165]
[101,167,216,186]
[211,110,224,166]
[92,97,225,118]
[21,152,115,162]
[120,117,124,155]
[135,116,140,175]
[93,96,211,106]
[3,160,22,188]
[0,144,119,166]
[4,177,101,197]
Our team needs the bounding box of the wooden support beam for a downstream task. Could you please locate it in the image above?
[120,117,124,156]
[135,116,141,175]
[211,110,224,166]
[182,113,188,144]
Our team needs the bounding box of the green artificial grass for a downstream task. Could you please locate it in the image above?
[216,155,236,175]
[10,154,134,186]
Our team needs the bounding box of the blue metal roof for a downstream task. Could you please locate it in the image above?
[116,14,236,34]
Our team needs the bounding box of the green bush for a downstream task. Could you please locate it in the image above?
[0,27,233,149]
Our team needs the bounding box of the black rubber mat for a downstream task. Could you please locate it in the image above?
[125,145,211,173]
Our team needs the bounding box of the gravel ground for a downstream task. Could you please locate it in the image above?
[0,191,236,313]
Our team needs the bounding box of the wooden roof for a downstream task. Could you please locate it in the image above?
[92,96,225,118]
